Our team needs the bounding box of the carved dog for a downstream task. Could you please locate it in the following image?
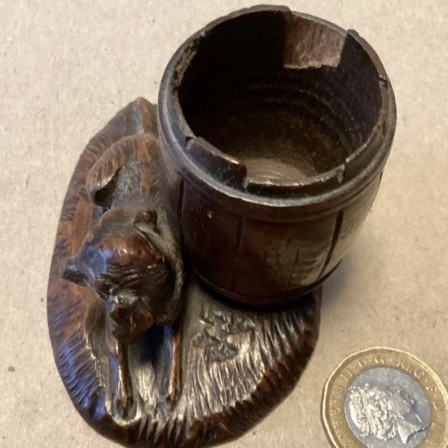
[64,133,183,416]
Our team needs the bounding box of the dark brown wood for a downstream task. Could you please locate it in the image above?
[158,6,396,305]
[47,6,395,447]
[61,125,184,414]
[47,98,320,447]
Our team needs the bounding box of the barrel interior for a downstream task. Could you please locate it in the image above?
[177,10,382,184]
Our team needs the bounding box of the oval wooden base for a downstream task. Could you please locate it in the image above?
[47,98,320,448]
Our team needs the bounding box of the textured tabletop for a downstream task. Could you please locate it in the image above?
[1,1,447,447]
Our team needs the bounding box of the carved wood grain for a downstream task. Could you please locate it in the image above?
[47,98,321,447]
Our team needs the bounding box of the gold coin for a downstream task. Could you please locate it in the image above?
[321,347,448,447]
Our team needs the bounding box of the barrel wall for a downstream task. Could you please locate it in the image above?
[159,141,384,304]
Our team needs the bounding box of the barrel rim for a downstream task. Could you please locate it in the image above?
[158,5,396,216]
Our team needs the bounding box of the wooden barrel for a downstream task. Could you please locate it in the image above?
[158,6,396,305]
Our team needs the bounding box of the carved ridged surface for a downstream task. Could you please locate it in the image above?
[47,98,320,447]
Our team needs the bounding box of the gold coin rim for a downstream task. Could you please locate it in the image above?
[321,347,448,448]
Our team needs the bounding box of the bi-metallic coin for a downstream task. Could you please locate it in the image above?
[322,347,448,447]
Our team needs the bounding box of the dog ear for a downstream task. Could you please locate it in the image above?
[86,144,125,208]
[86,137,142,207]
[86,136,156,208]
[63,257,88,286]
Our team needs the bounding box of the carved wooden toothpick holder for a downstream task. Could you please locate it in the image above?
[47,6,395,447]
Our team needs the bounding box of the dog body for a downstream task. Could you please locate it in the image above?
[64,133,183,416]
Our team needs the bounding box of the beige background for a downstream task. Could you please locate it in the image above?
[1,1,447,447]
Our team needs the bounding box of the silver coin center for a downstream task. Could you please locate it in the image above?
[344,367,432,448]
